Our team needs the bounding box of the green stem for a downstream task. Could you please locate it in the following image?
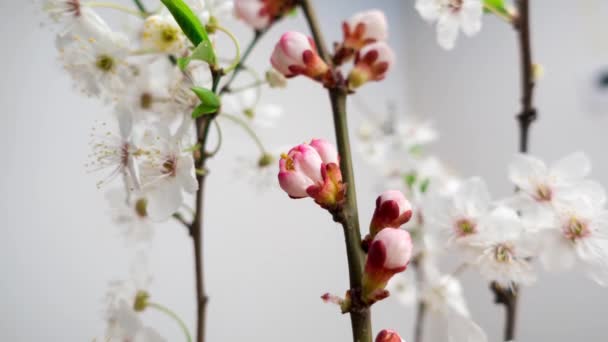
[219,113,267,154]
[220,30,265,94]
[85,2,146,18]
[132,0,147,13]
[148,303,192,342]
[210,25,241,74]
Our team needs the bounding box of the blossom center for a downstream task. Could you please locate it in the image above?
[134,198,148,218]
[494,243,514,263]
[447,0,463,12]
[534,184,553,202]
[140,92,153,110]
[161,25,179,43]
[454,218,476,237]
[162,156,177,177]
[563,217,591,241]
[95,54,115,73]
[281,153,295,171]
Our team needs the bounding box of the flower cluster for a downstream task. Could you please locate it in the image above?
[270,9,396,90]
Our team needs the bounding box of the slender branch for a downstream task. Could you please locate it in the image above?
[414,300,426,342]
[190,69,222,342]
[173,212,191,229]
[149,302,193,342]
[300,1,371,341]
[491,1,536,341]
[220,30,265,94]
[515,0,536,154]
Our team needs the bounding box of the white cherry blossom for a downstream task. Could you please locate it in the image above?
[415,0,483,50]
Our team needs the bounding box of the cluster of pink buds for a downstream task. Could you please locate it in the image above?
[376,330,405,342]
[234,0,297,30]
[335,10,388,63]
[270,9,395,89]
[278,139,345,211]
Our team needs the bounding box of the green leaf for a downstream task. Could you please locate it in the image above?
[419,178,431,194]
[404,172,417,189]
[190,86,220,118]
[483,0,509,17]
[160,0,216,64]
[192,103,217,118]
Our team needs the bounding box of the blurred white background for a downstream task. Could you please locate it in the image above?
[1,0,607,341]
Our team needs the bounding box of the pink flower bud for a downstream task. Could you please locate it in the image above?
[234,0,297,30]
[271,31,329,81]
[343,10,388,50]
[376,330,404,342]
[278,144,323,198]
[363,228,412,303]
[278,140,346,210]
[369,190,413,236]
[234,0,270,30]
[309,138,339,164]
[348,41,395,89]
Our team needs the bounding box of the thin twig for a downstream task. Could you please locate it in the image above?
[220,30,265,94]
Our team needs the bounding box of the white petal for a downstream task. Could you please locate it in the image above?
[415,0,441,22]
[446,308,488,342]
[539,230,577,272]
[134,327,166,342]
[459,1,483,36]
[436,14,460,50]
[508,153,548,192]
[145,180,183,221]
[550,151,591,181]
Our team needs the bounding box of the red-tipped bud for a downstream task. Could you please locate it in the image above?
[234,0,297,30]
[343,10,388,50]
[363,228,412,304]
[271,31,329,81]
[348,41,395,89]
[369,190,413,237]
[278,139,345,210]
[376,329,405,342]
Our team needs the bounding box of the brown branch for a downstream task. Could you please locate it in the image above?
[299,1,372,341]
[490,1,536,341]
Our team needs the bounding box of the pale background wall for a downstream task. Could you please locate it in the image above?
[0,0,607,341]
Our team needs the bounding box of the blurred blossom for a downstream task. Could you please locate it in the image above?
[415,0,483,50]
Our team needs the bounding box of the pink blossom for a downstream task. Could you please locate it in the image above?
[348,41,395,89]
[270,31,329,81]
[234,0,269,30]
[369,190,413,236]
[278,139,345,210]
[376,329,404,342]
[343,10,388,50]
[363,228,412,303]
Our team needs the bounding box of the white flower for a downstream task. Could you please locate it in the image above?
[187,0,234,24]
[415,0,483,50]
[139,127,198,221]
[428,177,491,248]
[386,269,417,306]
[142,14,188,54]
[509,152,591,207]
[420,260,487,342]
[169,63,213,116]
[469,206,536,287]
[121,61,173,121]
[538,186,608,286]
[106,188,154,244]
[57,15,132,100]
[222,89,283,129]
[86,106,139,189]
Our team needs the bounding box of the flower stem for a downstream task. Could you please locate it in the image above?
[225,80,267,94]
[210,25,241,74]
[220,30,265,94]
[219,113,267,154]
[299,1,372,340]
[85,2,146,18]
[149,302,193,342]
[132,0,147,13]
